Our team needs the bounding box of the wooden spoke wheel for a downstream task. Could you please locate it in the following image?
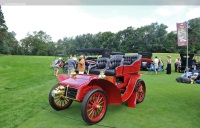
[135,79,146,104]
[81,89,108,125]
[49,84,73,110]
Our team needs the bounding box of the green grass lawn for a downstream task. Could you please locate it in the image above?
[0,54,200,128]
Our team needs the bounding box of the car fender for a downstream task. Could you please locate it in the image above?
[121,74,140,102]
[88,79,122,105]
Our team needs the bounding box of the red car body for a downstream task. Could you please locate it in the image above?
[49,54,146,125]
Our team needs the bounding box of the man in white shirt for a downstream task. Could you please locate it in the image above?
[154,56,159,71]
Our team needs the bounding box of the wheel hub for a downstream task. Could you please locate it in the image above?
[96,105,101,109]
[59,96,66,100]
[92,102,101,109]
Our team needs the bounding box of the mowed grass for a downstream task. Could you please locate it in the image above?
[0,54,200,128]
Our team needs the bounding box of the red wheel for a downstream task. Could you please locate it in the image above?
[49,84,73,110]
[134,79,146,104]
[81,89,108,125]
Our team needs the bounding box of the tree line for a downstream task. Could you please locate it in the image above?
[1,6,200,56]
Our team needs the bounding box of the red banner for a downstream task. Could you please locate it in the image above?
[177,22,188,46]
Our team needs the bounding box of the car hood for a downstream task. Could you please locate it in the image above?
[58,74,98,88]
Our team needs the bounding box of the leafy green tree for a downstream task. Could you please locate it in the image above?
[188,17,200,53]
[0,6,7,30]
[97,31,117,51]
[21,31,53,55]
[92,32,104,48]
[54,37,74,55]
[0,5,8,54]
[164,31,179,53]
[6,31,21,54]
[62,37,74,55]
[135,23,168,53]
[0,6,21,55]
[116,27,136,53]
[73,33,94,50]
[46,41,56,56]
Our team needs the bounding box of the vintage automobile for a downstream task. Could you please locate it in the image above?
[138,52,152,69]
[194,54,200,70]
[49,54,146,125]
[177,53,197,72]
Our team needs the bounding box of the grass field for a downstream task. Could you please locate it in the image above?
[0,53,200,128]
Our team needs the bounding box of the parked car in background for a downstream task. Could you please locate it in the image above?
[177,53,199,72]
[138,52,152,69]
[194,54,200,70]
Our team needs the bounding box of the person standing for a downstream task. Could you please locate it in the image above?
[67,55,76,74]
[158,58,164,71]
[175,58,178,72]
[177,58,181,72]
[153,56,159,72]
[73,55,77,68]
[158,58,164,68]
[78,55,85,74]
[73,55,77,63]
[166,55,172,74]
[53,57,62,76]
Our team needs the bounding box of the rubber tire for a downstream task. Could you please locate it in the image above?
[49,84,73,110]
[81,89,108,125]
[134,79,146,104]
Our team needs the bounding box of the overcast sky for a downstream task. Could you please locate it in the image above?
[1,5,200,42]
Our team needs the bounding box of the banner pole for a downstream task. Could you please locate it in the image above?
[186,21,189,73]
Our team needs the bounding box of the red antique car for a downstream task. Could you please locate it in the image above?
[49,54,146,125]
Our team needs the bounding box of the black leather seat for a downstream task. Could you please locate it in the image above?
[111,55,124,59]
[105,57,124,76]
[89,58,109,75]
[123,55,138,65]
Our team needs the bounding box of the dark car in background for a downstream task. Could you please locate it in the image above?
[76,48,111,61]
[138,52,153,69]
[194,54,200,70]
[177,53,200,72]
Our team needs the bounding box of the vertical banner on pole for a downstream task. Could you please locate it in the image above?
[177,22,189,73]
[177,22,188,46]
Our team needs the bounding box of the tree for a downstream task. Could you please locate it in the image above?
[135,23,168,53]
[188,17,200,53]
[21,31,53,55]
[116,27,136,53]
[0,5,8,54]
[164,31,179,53]
[97,31,117,51]
[46,41,56,56]
[0,6,21,55]
[0,6,8,30]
